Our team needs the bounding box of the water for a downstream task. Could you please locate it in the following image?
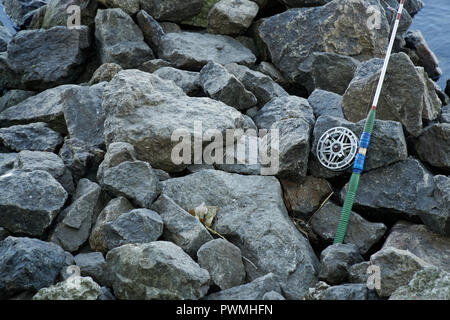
[410,0,450,88]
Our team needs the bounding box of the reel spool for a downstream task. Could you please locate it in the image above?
[316,127,359,171]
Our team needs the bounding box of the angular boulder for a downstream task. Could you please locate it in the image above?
[0,237,67,299]
[13,150,74,193]
[2,26,90,90]
[95,8,154,69]
[33,276,102,300]
[199,61,257,110]
[103,209,163,250]
[89,197,134,254]
[413,123,450,170]
[197,239,246,290]
[258,0,389,81]
[51,178,103,252]
[158,32,256,71]
[106,241,210,299]
[342,53,441,137]
[207,0,259,35]
[389,266,450,300]
[151,194,213,257]
[311,202,387,255]
[161,170,319,299]
[102,69,246,172]
[225,63,288,106]
[383,221,450,273]
[318,243,363,285]
[307,89,344,119]
[370,247,429,297]
[154,67,202,96]
[297,52,360,95]
[0,170,68,236]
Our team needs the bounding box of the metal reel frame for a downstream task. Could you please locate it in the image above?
[316,127,359,171]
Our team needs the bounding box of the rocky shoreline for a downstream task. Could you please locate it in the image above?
[0,0,449,300]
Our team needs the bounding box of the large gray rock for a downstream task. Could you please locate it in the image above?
[41,0,98,29]
[0,236,67,299]
[207,0,259,35]
[389,266,450,300]
[342,53,442,137]
[403,0,424,16]
[0,152,17,175]
[307,89,344,119]
[311,116,408,177]
[199,61,257,110]
[297,52,360,95]
[263,117,313,178]
[258,0,389,81]
[89,197,134,254]
[339,158,434,220]
[0,26,12,52]
[416,175,450,236]
[97,143,160,208]
[58,138,105,181]
[404,30,442,80]
[74,252,107,286]
[159,32,256,71]
[0,84,102,134]
[0,170,68,236]
[161,170,319,300]
[225,63,288,106]
[0,122,62,153]
[280,176,332,219]
[197,239,246,290]
[33,276,102,300]
[311,202,387,255]
[319,244,363,285]
[95,9,154,69]
[103,209,163,250]
[97,0,140,15]
[413,123,450,170]
[106,241,210,299]
[62,83,107,147]
[253,95,314,130]
[140,0,203,22]
[154,67,202,96]
[0,89,36,113]
[2,0,48,27]
[204,273,282,300]
[383,221,450,273]
[51,179,103,252]
[1,26,91,90]
[103,69,246,172]
[13,150,74,194]
[348,261,370,284]
[370,247,429,297]
[151,194,212,257]
[136,10,164,55]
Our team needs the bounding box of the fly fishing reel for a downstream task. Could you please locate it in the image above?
[316,127,359,171]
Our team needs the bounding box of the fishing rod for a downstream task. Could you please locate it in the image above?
[332,0,407,244]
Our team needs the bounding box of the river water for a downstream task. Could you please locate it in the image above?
[0,0,449,87]
[410,0,450,88]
